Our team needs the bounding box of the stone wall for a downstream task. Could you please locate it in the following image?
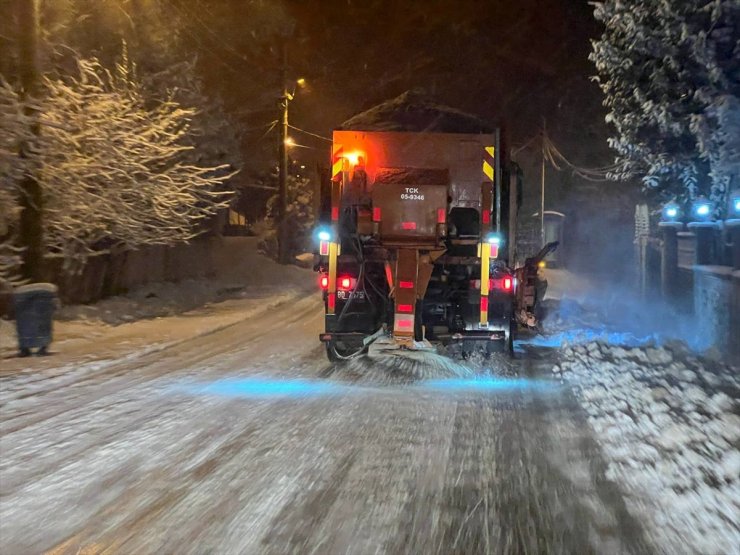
[693,265,740,362]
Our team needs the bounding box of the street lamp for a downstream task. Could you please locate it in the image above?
[691,197,713,221]
[277,71,308,264]
[661,201,680,223]
[729,190,740,219]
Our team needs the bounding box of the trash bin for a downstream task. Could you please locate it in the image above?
[13,283,58,357]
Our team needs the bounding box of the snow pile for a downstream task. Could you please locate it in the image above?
[556,342,740,554]
[539,272,712,352]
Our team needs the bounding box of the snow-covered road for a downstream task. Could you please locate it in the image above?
[0,290,655,554]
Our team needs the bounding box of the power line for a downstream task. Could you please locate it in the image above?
[543,134,618,182]
[241,120,278,133]
[288,124,332,142]
[169,0,268,73]
[256,120,278,142]
[164,2,246,76]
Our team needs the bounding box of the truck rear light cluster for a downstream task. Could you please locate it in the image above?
[398,280,414,289]
[397,304,413,313]
[401,221,417,230]
[471,276,513,291]
[319,274,357,291]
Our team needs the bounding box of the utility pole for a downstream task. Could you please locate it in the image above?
[277,43,290,265]
[540,118,546,247]
[18,0,44,282]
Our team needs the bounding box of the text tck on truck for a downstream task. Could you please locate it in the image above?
[314,93,541,362]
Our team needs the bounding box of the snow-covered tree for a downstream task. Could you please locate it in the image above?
[0,79,31,286]
[591,0,740,210]
[1,57,234,280]
[259,174,315,259]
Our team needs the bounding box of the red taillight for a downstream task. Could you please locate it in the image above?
[482,210,491,225]
[331,206,339,221]
[396,319,413,329]
[471,276,514,291]
[319,275,329,289]
[397,304,413,313]
[372,206,381,222]
[337,275,356,291]
[401,221,417,230]
[399,280,414,289]
[480,297,489,311]
[437,208,447,224]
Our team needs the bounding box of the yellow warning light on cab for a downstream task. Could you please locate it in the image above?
[538,260,547,269]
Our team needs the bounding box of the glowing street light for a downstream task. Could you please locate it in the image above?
[661,201,680,222]
[691,197,713,221]
[730,191,740,218]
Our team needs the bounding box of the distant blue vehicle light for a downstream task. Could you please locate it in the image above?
[696,204,710,216]
[318,230,331,242]
[665,207,678,218]
[733,197,740,215]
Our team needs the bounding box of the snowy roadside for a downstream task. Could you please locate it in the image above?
[1,244,317,371]
[555,343,740,555]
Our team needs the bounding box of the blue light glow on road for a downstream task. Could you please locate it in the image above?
[182,378,346,399]
[517,329,656,349]
[422,377,550,392]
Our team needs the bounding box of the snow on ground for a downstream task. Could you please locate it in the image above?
[537,267,739,553]
[555,342,740,555]
[1,240,315,367]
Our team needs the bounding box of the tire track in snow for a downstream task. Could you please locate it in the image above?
[0,296,321,434]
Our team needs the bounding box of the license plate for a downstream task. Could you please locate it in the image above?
[338,290,365,300]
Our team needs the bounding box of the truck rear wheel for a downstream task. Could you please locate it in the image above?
[325,341,368,363]
[414,300,424,342]
[505,317,516,355]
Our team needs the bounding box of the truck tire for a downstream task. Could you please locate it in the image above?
[414,300,424,342]
[505,317,516,355]
[325,341,368,363]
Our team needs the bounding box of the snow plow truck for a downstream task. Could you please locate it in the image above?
[314,93,550,361]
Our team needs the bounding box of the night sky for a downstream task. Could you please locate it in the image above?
[177,0,609,172]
